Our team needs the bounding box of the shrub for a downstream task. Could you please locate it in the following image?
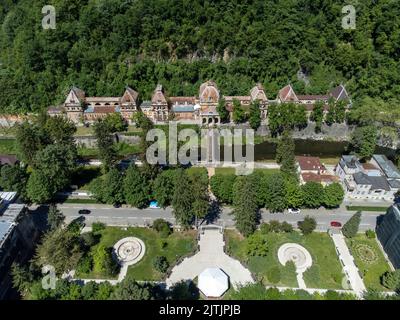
[152,219,172,238]
[269,220,282,233]
[280,221,293,233]
[76,255,93,274]
[366,229,376,239]
[298,216,317,235]
[267,267,281,284]
[92,222,106,233]
[153,256,170,274]
[245,233,268,257]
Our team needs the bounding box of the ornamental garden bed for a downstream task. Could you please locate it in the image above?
[345,235,391,291]
[225,230,344,290]
[76,226,197,281]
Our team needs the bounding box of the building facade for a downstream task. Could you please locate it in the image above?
[376,204,400,269]
[49,81,351,126]
[335,155,400,201]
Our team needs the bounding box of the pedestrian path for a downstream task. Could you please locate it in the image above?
[166,227,254,289]
[329,231,366,297]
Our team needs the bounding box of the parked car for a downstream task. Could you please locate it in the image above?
[78,209,91,215]
[288,208,301,214]
[113,203,121,208]
[330,221,342,228]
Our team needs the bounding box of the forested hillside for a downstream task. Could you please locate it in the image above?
[0,0,400,114]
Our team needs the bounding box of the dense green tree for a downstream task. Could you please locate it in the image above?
[263,173,287,213]
[112,278,153,300]
[381,270,400,290]
[249,101,261,130]
[217,98,229,123]
[245,233,268,257]
[171,170,194,228]
[232,176,258,236]
[34,228,83,275]
[342,212,361,238]
[104,113,128,132]
[189,171,209,225]
[323,183,344,208]
[103,167,125,205]
[0,164,28,198]
[153,170,177,208]
[169,280,199,300]
[152,219,172,238]
[92,244,119,276]
[276,130,297,177]
[350,126,378,161]
[153,256,169,274]
[11,263,33,294]
[232,99,246,124]
[301,182,324,208]
[26,170,54,204]
[298,216,317,235]
[310,101,324,132]
[47,204,65,231]
[285,178,304,209]
[93,119,117,171]
[210,174,236,204]
[123,164,150,208]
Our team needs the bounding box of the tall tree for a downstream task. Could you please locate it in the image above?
[249,100,261,130]
[310,101,324,132]
[232,176,258,236]
[276,130,297,178]
[47,204,65,231]
[217,98,229,123]
[123,164,150,208]
[172,170,194,228]
[93,119,117,172]
[323,183,344,208]
[342,212,361,238]
[232,99,246,124]
[0,164,28,198]
[350,126,377,161]
[301,182,324,208]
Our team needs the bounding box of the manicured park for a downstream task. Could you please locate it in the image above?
[225,229,344,290]
[346,234,392,291]
[77,226,197,281]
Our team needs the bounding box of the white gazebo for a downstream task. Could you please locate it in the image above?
[198,268,229,298]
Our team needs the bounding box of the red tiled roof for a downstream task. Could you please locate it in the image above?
[296,156,326,171]
[301,172,337,183]
[93,106,116,114]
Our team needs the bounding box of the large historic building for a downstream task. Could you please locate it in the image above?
[48,81,351,126]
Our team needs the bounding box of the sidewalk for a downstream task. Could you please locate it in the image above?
[329,231,366,297]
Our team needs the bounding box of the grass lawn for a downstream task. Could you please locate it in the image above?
[0,138,17,154]
[346,235,391,291]
[346,206,389,212]
[80,227,197,281]
[225,230,344,289]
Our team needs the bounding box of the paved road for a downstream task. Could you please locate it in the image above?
[51,203,383,232]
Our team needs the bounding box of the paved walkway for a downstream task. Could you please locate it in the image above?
[329,231,366,297]
[166,228,254,289]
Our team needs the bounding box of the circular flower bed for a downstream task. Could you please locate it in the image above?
[354,244,378,264]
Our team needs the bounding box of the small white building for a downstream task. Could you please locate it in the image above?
[198,268,229,298]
